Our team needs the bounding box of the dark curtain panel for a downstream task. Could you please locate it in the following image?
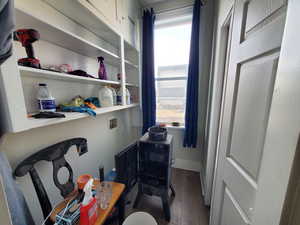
[183,0,202,148]
[142,9,156,134]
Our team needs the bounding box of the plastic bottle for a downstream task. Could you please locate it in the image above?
[97,56,107,80]
[116,88,131,105]
[126,88,131,105]
[116,88,122,105]
[98,86,114,107]
[80,179,98,225]
[108,86,117,106]
[37,83,56,112]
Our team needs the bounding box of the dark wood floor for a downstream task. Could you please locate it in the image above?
[125,168,210,225]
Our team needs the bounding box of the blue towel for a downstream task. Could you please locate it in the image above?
[60,106,96,117]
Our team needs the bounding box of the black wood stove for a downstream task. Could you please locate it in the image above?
[133,133,176,221]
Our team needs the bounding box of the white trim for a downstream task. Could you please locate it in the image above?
[173,158,200,172]
[205,7,234,206]
[166,125,185,130]
[156,76,187,81]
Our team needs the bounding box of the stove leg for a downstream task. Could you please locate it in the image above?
[170,184,176,197]
[161,191,171,222]
[133,183,142,208]
[117,193,125,225]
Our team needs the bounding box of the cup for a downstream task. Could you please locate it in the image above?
[96,181,112,209]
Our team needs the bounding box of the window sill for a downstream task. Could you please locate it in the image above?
[166,125,185,130]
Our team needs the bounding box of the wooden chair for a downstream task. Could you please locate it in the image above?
[14,138,88,225]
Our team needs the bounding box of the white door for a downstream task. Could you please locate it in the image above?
[210,0,288,224]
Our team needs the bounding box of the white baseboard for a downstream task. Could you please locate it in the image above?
[173,158,200,172]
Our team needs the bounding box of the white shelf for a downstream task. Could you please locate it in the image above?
[0,1,141,133]
[19,66,120,86]
[125,60,139,70]
[124,40,139,54]
[15,8,121,66]
[126,83,139,87]
[44,0,121,48]
[27,104,139,130]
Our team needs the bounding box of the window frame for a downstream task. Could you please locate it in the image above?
[154,13,192,127]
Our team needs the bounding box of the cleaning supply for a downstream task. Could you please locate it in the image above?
[116,88,122,105]
[77,174,93,202]
[126,88,131,105]
[99,86,114,107]
[98,56,107,80]
[117,73,121,81]
[108,86,117,106]
[37,83,56,112]
[80,179,98,225]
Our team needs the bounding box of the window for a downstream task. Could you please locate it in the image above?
[154,15,192,125]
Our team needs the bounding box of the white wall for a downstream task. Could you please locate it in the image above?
[168,128,201,172]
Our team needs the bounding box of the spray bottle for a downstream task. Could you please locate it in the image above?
[80,179,98,225]
[98,56,107,80]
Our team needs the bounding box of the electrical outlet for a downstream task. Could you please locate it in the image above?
[109,118,118,129]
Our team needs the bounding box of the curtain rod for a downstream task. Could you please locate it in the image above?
[153,0,206,15]
[155,4,193,15]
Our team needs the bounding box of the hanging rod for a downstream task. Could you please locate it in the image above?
[152,0,206,15]
[155,4,193,15]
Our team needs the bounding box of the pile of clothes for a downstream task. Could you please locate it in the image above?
[59,96,100,116]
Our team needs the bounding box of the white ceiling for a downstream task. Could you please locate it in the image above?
[139,0,169,6]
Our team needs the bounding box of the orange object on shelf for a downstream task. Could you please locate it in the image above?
[85,102,97,109]
[77,174,93,190]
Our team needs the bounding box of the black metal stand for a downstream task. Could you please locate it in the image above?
[134,133,175,222]
[117,193,126,225]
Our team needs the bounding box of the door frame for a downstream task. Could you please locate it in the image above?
[205,6,234,206]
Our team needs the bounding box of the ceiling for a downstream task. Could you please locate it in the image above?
[139,0,169,6]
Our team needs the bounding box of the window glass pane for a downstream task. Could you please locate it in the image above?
[156,80,187,124]
[157,65,188,78]
[154,16,192,125]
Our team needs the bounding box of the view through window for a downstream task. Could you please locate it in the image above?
[154,16,192,125]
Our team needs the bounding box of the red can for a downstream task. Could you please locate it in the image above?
[80,197,98,225]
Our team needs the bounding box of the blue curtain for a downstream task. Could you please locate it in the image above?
[142,9,156,134]
[183,0,202,148]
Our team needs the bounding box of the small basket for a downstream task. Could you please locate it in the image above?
[148,126,167,141]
